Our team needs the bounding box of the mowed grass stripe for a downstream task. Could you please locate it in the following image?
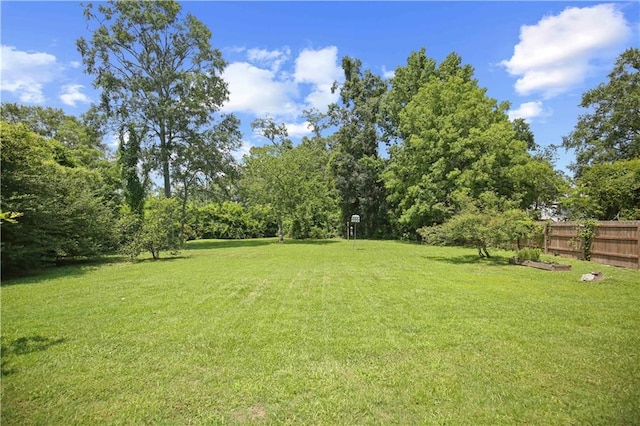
[1,239,639,424]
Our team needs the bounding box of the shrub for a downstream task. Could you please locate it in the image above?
[516,247,541,262]
[184,202,278,240]
[417,207,543,258]
[118,197,183,259]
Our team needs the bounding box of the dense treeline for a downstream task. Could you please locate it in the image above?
[1,0,638,276]
[1,120,118,273]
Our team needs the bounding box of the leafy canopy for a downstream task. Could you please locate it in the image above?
[563,48,640,175]
[77,0,230,197]
[384,52,532,234]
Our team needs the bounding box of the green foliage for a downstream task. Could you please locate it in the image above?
[184,202,277,240]
[508,158,568,214]
[516,247,541,262]
[0,103,108,168]
[572,219,598,261]
[118,124,147,217]
[418,205,542,257]
[379,48,437,144]
[172,114,242,237]
[385,54,533,235]
[119,197,184,259]
[419,209,493,257]
[241,118,340,242]
[564,159,640,220]
[563,48,640,175]
[77,0,231,198]
[560,49,640,221]
[0,211,22,224]
[511,117,537,151]
[1,122,117,275]
[329,57,390,238]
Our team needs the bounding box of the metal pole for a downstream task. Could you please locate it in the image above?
[353,223,357,250]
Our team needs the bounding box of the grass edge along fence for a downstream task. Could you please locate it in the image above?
[543,220,640,269]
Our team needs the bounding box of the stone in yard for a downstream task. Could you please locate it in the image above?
[581,271,604,282]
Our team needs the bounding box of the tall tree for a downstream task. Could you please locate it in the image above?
[562,48,640,175]
[329,57,390,238]
[384,57,532,235]
[288,137,340,239]
[242,117,293,243]
[118,123,148,217]
[77,0,230,198]
[508,159,567,215]
[379,48,437,144]
[380,51,476,147]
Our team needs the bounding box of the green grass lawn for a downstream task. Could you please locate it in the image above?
[2,239,639,424]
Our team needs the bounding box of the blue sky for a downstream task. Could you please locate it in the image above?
[1,1,638,175]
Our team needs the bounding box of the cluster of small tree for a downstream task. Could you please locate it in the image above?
[240,116,341,242]
[2,0,637,275]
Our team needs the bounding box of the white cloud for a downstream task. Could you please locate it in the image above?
[226,46,246,54]
[285,121,312,138]
[0,45,58,103]
[247,47,290,72]
[294,46,342,110]
[294,46,342,85]
[501,4,632,97]
[508,101,550,122]
[221,62,299,117]
[382,65,396,80]
[304,83,339,112]
[59,84,91,107]
[222,46,343,117]
[69,61,82,69]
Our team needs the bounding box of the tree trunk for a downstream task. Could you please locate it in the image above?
[180,178,189,239]
[277,217,284,243]
[159,123,171,198]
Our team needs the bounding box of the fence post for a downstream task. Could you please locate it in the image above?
[543,222,548,254]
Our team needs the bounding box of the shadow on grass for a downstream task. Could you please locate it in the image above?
[2,253,194,285]
[1,255,130,286]
[284,239,341,246]
[1,336,66,376]
[187,238,340,250]
[422,253,511,267]
[186,239,276,250]
[135,255,189,263]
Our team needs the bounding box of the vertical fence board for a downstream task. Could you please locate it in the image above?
[544,221,640,269]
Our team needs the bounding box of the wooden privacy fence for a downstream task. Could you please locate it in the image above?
[543,221,640,269]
